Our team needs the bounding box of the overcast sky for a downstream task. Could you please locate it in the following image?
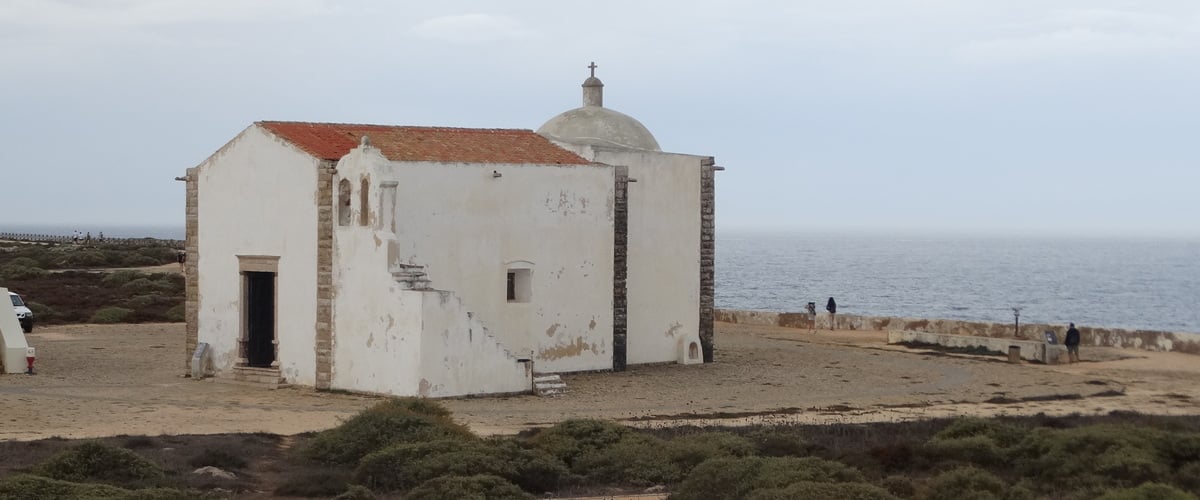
[1,0,1197,237]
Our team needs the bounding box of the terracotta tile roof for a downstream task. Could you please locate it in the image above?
[257,121,589,165]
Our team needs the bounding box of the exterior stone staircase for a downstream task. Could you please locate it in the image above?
[392,263,432,290]
[533,373,568,397]
[221,366,286,389]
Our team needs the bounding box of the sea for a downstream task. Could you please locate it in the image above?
[6,225,1198,334]
[718,231,1200,335]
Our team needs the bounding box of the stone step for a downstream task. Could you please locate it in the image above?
[225,367,285,390]
[533,374,567,397]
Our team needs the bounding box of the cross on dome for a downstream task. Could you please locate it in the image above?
[588,61,597,77]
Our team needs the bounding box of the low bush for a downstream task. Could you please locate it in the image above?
[302,398,472,465]
[747,481,900,500]
[574,433,679,485]
[0,474,128,499]
[922,467,1008,500]
[528,419,631,467]
[103,270,143,286]
[0,263,47,280]
[672,456,866,500]
[91,306,134,324]
[878,475,915,498]
[35,441,164,485]
[164,303,185,322]
[668,431,756,469]
[920,435,1006,466]
[405,474,532,500]
[743,426,813,457]
[1009,425,1172,490]
[1096,482,1196,500]
[121,436,156,449]
[274,469,351,497]
[187,447,248,470]
[1177,461,1200,493]
[933,417,1024,447]
[356,438,570,494]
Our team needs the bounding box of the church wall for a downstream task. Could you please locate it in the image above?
[195,125,320,384]
[389,162,617,373]
[418,290,533,397]
[591,149,704,365]
[329,220,424,395]
[326,146,424,394]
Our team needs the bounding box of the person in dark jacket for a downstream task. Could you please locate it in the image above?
[826,297,837,330]
[1064,323,1081,363]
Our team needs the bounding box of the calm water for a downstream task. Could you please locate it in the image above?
[8,225,1198,333]
[717,231,1200,334]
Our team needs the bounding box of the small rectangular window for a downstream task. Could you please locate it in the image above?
[507,269,531,303]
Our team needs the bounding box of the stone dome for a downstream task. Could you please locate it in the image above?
[537,66,661,151]
[538,106,661,152]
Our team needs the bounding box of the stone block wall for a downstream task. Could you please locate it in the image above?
[715,308,1200,354]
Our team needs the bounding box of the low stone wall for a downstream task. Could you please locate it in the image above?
[715,309,1200,355]
[886,330,1067,364]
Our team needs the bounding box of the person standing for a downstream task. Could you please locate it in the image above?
[1064,323,1081,363]
[806,302,817,333]
[826,297,837,331]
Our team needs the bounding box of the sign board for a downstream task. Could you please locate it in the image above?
[1044,330,1059,345]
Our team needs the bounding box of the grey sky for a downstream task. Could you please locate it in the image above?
[2,0,1197,237]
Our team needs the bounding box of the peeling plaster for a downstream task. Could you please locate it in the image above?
[666,322,682,337]
[418,378,432,397]
[545,323,561,337]
[367,332,374,348]
[539,336,601,361]
[589,318,597,330]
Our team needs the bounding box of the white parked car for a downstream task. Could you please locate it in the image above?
[10,291,33,333]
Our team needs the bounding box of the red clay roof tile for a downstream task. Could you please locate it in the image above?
[257,121,589,165]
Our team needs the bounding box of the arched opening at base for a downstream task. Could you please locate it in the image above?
[688,342,700,361]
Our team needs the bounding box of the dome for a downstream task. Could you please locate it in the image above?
[538,106,661,151]
[537,64,661,151]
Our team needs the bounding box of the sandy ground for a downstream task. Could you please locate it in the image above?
[2,322,1198,441]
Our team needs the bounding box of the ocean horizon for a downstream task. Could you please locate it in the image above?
[5,224,1197,334]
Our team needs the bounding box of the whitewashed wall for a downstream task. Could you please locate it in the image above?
[418,290,532,397]
[554,143,704,365]
[195,125,319,384]
[380,160,616,373]
[330,146,531,395]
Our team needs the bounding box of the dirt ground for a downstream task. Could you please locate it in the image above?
[2,322,1199,441]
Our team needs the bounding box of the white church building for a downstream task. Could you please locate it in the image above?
[182,67,718,397]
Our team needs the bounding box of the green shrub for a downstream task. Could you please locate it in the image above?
[1166,433,1200,463]
[104,270,144,286]
[672,456,866,500]
[58,250,108,268]
[121,278,171,293]
[355,438,569,494]
[1096,482,1197,500]
[0,474,128,499]
[879,475,915,498]
[669,431,756,470]
[91,306,134,324]
[528,419,631,467]
[1178,461,1200,493]
[922,467,1007,500]
[744,426,813,457]
[187,447,248,470]
[746,481,900,500]
[1,264,47,280]
[165,303,185,322]
[121,436,156,449]
[26,301,55,319]
[921,435,1006,466]
[575,433,680,485]
[483,439,573,493]
[35,441,164,484]
[934,418,1024,448]
[274,469,351,497]
[302,398,472,465]
[405,474,532,500]
[4,257,42,269]
[1009,425,1172,490]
